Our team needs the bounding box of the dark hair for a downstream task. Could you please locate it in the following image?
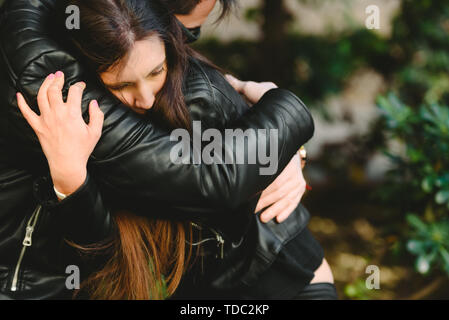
[160,0,236,22]
[65,0,191,130]
[62,0,197,300]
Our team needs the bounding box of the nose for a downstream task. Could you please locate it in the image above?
[135,85,155,110]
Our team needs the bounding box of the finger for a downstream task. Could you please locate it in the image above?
[259,173,290,198]
[225,74,245,92]
[275,185,303,223]
[297,182,306,201]
[260,199,291,223]
[255,179,296,212]
[276,199,299,223]
[67,82,86,113]
[255,191,275,213]
[16,92,41,130]
[37,73,56,115]
[256,169,294,202]
[47,71,65,107]
[262,82,278,90]
[88,100,104,137]
[255,186,285,212]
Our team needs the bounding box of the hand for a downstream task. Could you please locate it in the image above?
[16,71,104,196]
[225,74,277,104]
[255,154,306,223]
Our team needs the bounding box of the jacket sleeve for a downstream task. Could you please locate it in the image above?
[0,0,314,219]
[34,173,115,246]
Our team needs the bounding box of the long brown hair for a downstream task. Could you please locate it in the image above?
[62,0,200,299]
[71,213,195,300]
[64,0,191,130]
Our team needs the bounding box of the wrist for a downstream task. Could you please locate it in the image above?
[50,165,87,196]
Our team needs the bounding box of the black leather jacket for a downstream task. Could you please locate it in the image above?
[0,0,314,299]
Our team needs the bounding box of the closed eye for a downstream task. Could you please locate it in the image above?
[108,83,131,91]
[148,66,165,78]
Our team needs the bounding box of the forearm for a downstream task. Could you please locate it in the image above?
[92,88,314,214]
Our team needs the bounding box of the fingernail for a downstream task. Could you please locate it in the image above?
[55,71,63,78]
[48,73,55,79]
[92,100,98,107]
[76,82,86,88]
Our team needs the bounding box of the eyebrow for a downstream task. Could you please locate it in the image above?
[104,59,166,88]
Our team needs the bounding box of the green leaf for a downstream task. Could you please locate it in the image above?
[439,247,449,276]
[407,240,426,255]
[435,190,449,205]
[440,247,449,268]
[407,214,428,233]
[416,255,431,274]
[421,176,434,193]
[344,284,358,298]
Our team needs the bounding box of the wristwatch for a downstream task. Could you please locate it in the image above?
[299,146,307,169]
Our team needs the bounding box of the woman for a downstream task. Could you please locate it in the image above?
[15,0,336,299]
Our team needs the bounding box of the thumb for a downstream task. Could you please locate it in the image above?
[88,100,104,138]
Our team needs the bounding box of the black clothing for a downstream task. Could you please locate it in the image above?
[0,0,313,232]
[177,19,202,43]
[0,0,315,299]
[235,227,325,299]
[172,218,325,299]
[293,282,338,300]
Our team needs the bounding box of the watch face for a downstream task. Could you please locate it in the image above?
[299,146,307,159]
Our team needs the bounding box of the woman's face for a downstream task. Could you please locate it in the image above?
[100,36,167,115]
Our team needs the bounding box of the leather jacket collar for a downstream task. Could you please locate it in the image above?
[177,18,202,43]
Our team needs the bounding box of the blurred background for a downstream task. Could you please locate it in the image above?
[195,0,449,299]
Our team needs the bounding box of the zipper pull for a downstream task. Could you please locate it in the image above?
[11,205,42,292]
[23,226,34,246]
[22,205,41,247]
[216,234,225,259]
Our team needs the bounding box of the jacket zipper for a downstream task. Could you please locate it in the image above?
[190,222,225,259]
[11,205,42,292]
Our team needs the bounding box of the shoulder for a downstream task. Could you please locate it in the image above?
[0,0,70,83]
[183,58,250,128]
[183,58,217,106]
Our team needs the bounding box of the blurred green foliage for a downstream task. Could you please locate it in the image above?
[344,278,382,300]
[376,0,449,279]
[196,0,449,105]
[378,95,449,277]
[196,0,449,292]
